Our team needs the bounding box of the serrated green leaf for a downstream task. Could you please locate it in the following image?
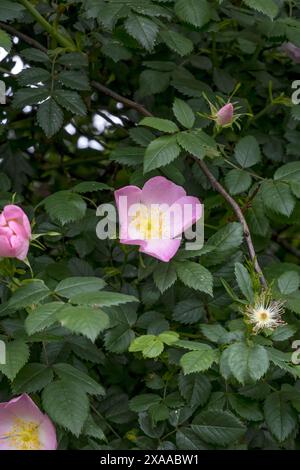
[180,349,216,374]
[13,88,50,109]
[140,117,179,133]
[0,340,30,381]
[264,392,297,442]
[69,291,138,307]
[72,182,112,193]
[13,363,53,394]
[124,14,159,51]
[53,363,105,395]
[8,280,50,310]
[0,29,11,53]
[173,298,204,324]
[144,135,181,172]
[175,0,211,28]
[243,0,279,20]
[160,30,193,56]
[25,302,64,335]
[0,1,25,21]
[43,379,89,436]
[55,277,106,298]
[278,271,300,295]
[54,90,87,116]
[129,335,164,358]
[129,393,161,412]
[37,98,64,138]
[43,191,87,225]
[192,410,246,446]
[56,305,110,342]
[172,98,195,129]
[234,263,254,303]
[225,169,252,195]
[261,181,295,217]
[227,342,270,384]
[58,71,90,91]
[178,372,211,406]
[176,261,213,296]
[153,262,177,293]
[234,136,261,168]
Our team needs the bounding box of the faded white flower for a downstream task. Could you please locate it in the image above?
[245,291,286,333]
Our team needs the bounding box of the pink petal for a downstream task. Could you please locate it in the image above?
[39,416,58,450]
[3,205,25,221]
[141,176,186,206]
[216,103,234,126]
[166,196,202,238]
[0,235,14,258]
[9,235,29,261]
[5,394,44,423]
[282,42,300,63]
[115,185,144,244]
[139,238,181,262]
[8,220,28,240]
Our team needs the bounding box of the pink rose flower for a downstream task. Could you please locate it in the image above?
[282,42,300,63]
[216,103,234,127]
[0,205,31,261]
[115,176,202,262]
[0,394,57,450]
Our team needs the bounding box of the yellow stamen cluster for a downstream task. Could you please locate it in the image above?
[3,418,41,450]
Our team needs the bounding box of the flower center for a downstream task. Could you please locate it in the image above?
[132,206,167,240]
[3,418,41,450]
[257,310,269,322]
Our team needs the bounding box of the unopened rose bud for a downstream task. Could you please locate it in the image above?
[282,42,300,64]
[216,103,234,127]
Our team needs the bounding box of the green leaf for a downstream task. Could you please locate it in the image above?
[43,191,87,225]
[227,342,270,384]
[53,363,105,395]
[207,222,243,252]
[58,71,90,91]
[13,363,53,394]
[234,136,261,168]
[0,340,30,381]
[72,182,112,193]
[274,162,300,184]
[129,335,164,358]
[13,88,50,109]
[192,410,246,446]
[173,298,205,324]
[104,324,135,353]
[25,302,64,335]
[0,1,25,21]
[234,263,254,303]
[69,291,138,307]
[0,29,11,53]
[124,14,159,51]
[144,135,181,173]
[55,277,106,298]
[54,90,87,116]
[278,271,300,295]
[110,146,144,166]
[228,394,263,422]
[261,181,295,217]
[43,379,89,436]
[225,169,252,195]
[160,30,193,56]
[178,372,211,406]
[37,98,64,138]
[129,393,161,412]
[175,0,211,28]
[56,305,110,342]
[8,280,50,310]
[264,392,297,442]
[243,0,279,20]
[173,98,195,129]
[139,117,179,133]
[176,428,208,450]
[177,130,216,159]
[176,261,213,296]
[21,48,50,63]
[153,262,177,293]
[158,331,179,345]
[82,415,106,442]
[180,349,216,374]
[17,67,51,86]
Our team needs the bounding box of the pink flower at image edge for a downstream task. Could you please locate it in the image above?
[115,176,202,262]
[0,394,57,450]
[216,103,234,127]
[282,42,300,63]
[0,205,31,261]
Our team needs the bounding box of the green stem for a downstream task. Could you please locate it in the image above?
[18,0,76,50]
